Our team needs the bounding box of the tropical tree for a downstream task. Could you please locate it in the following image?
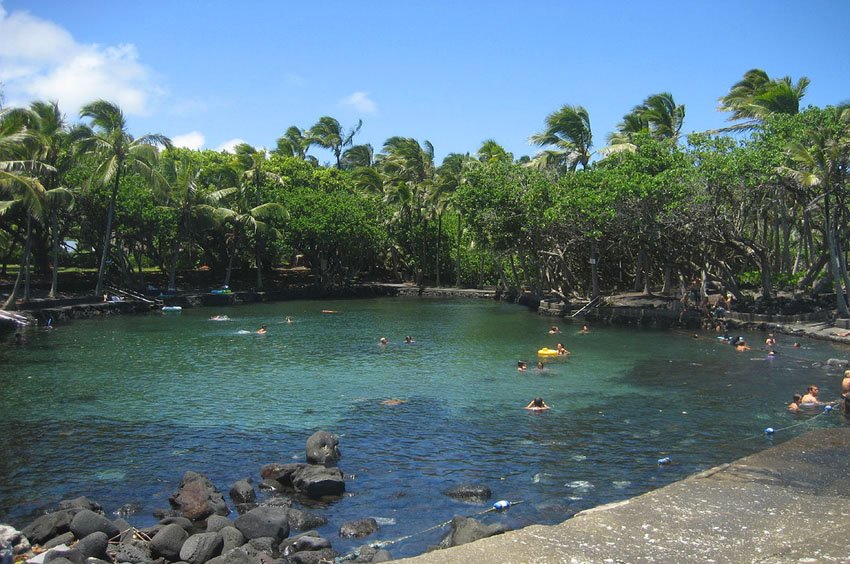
[529,105,593,172]
[273,126,314,162]
[436,152,478,285]
[158,152,204,292]
[77,100,170,296]
[307,116,362,168]
[718,69,810,132]
[477,139,512,164]
[605,93,685,154]
[341,143,374,169]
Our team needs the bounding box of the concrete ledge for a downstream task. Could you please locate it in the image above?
[399,428,850,563]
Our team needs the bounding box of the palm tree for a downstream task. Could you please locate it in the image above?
[718,69,810,132]
[1,106,48,308]
[605,93,685,153]
[529,105,593,172]
[341,143,374,169]
[77,100,170,296]
[477,139,512,164]
[273,126,312,160]
[435,152,477,286]
[778,107,850,316]
[307,116,362,168]
[158,154,203,292]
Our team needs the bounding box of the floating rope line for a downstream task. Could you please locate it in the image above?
[334,500,523,562]
[741,403,837,441]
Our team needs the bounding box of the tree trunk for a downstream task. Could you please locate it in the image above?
[49,214,61,298]
[95,170,122,296]
[23,215,32,302]
[2,216,32,309]
[591,239,600,299]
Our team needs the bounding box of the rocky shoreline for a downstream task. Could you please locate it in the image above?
[0,431,507,564]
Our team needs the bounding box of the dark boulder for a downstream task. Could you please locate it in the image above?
[338,518,378,539]
[69,510,119,541]
[57,497,102,514]
[287,509,327,531]
[288,548,338,564]
[305,431,341,467]
[218,526,245,554]
[41,558,75,564]
[150,523,189,561]
[179,532,223,564]
[438,515,509,549]
[228,479,255,505]
[43,548,84,564]
[281,534,330,555]
[444,484,492,502]
[292,466,345,498]
[42,532,75,550]
[205,516,232,533]
[113,518,133,536]
[207,547,255,564]
[247,537,278,558]
[158,516,194,533]
[107,539,152,564]
[351,544,393,563]
[75,531,109,560]
[234,506,290,541]
[259,463,305,489]
[22,510,75,545]
[169,471,229,522]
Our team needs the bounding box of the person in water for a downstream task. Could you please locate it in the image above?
[256,325,267,335]
[800,385,822,404]
[556,343,569,356]
[525,397,550,410]
[840,370,850,397]
[404,335,415,343]
[735,339,750,351]
[788,393,802,413]
[517,361,528,372]
[548,326,560,334]
[380,337,388,345]
[765,334,777,346]
[536,361,545,370]
[285,316,293,324]
[580,325,590,334]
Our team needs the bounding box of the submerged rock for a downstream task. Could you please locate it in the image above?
[444,484,492,502]
[338,518,378,539]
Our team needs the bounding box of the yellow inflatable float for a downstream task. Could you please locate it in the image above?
[537,348,560,357]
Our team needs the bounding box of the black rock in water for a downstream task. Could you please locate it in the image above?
[233,506,290,541]
[287,508,328,531]
[444,484,493,501]
[228,479,256,505]
[305,431,341,467]
[292,465,345,498]
[169,471,229,522]
[338,518,379,539]
[438,515,509,549]
[57,497,103,514]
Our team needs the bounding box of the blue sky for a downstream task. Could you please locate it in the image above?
[2,1,848,164]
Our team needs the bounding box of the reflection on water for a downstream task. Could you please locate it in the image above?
[1,298,848,558]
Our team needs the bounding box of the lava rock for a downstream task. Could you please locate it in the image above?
[107,539,152,564]
[57,497,102,514]
[282,535,330,554]
[228,479,256,505]
[75,531,109,560]
[218,526,245,554]
[179,532,223,564]
[444,484,492,502]
[169,471,229,522]
[207,547,255,564]
[292,466,345,498]
[205,515,232,533]
[234,506,289,541]
[438,515,509,549]
[305,431,341,467]
[259,464,305,489]
[247,537,278,558]
[69,510,119,541]
[150,523,189,561]
[288,548,339,564]
[42,532,75,550]
[338,518,378,539]
[43,547,84,564]
[22,510,75,545]
[158,516,194,533]
[287,509,327,531]
[351,544,393,563]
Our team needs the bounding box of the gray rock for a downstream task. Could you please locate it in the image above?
[179,532,223,564]
[234,507,289,541]
[158,517,194,533]
[826,358,849,367]
[286,509,327,532]
[207,547,256,564]
[43,548,84,564]
[75,532,109,560]
[259,464,305,489]
[70,510,119,541]
[150,523,189,561]
[169,471,229,521]
[351,545,392,563]
[338,518,378,539]
[305,431,341,467]
[108,539,152,564]
[42,532,75,550]
[247,537,277,558]
[292,466,345,498]
[84,558,112,564]
[444,484,492,501]
[205,516,232,533]
[112,518,133,538]
[228,480,256,505]
[218,527,245,554]
[22,510,75,545]
[41,558,75,564]
[57,498,102,514]
[438,515,509,549]
[259,497,292,509]
[288,548,338,564]
[284,535,330,554]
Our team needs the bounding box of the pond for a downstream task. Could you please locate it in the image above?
[1,298,848,559]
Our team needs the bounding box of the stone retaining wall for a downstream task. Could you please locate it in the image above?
[724,310,832,324]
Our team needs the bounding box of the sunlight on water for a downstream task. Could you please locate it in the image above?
[2,297,848,558]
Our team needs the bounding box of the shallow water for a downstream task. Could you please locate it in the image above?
[2,298,848,558]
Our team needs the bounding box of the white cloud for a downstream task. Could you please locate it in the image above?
[172,131,205,150]
[216,138,246,153]
[340,91,377,114]
[0,3,160,115]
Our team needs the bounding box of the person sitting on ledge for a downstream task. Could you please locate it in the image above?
[525,397,550,411]
[834,330,850,338]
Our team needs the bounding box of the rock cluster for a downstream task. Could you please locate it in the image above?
[3,432,511,563]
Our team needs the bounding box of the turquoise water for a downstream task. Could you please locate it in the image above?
[1,298,848,558]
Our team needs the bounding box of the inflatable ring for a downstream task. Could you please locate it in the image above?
[537,348,560,357]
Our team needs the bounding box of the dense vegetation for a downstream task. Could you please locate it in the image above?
[1,69,849,315]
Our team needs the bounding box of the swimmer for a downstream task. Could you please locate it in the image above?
[525,397,550,411]
[580,325,589,334]
[735,339,750,351]
[800,385,822,405]
[536,361,545,370]
[765,334,776,346]
[404,335,415,344]
[285,316,293,324]
[556,343,569,356]
[379,337,388,345]
[841,370,850,396]
[517,361,528,372]
[788,393,802,413]
[256,325,267,335]
[792,342,801,348]
[548,326,560,335]
[381,398,408,406]
[767,349,777,357]
[210,315,230,321]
